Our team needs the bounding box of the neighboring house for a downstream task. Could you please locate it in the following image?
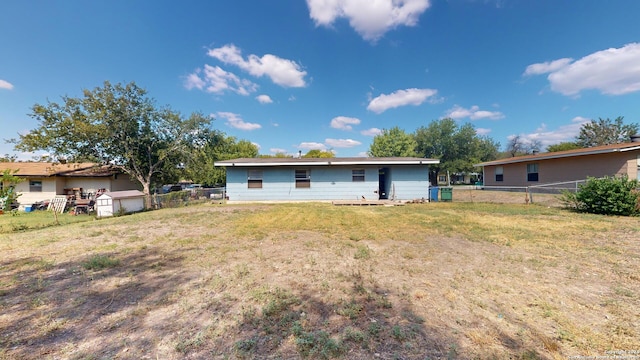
[476,140,640,188]
[0,162,141,208]
[214,157,439,202]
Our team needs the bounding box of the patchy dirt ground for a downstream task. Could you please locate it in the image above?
[0,195,638,359]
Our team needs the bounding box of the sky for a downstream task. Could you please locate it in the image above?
[1,0,640,159]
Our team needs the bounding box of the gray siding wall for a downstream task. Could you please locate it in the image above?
[226,165,430,201]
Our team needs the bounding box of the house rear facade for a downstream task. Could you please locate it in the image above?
[476,141,640,188]
[214,157,439,202]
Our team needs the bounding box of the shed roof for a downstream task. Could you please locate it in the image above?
[0,162,98,176]
[97,190,145,200]
[476,142,640,167]
[215,157,439,167]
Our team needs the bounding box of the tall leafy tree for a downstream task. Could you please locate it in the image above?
[183,131,259,186]
[13,81,211,208]
[367,127,417,157]
[414,118,499,184]
[575,116,639,147]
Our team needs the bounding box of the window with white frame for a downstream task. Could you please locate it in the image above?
[527,163,539,182]
[352,169,365,182]
[295,169,310,188]
[495,166,504,182]
[247,170,263,189]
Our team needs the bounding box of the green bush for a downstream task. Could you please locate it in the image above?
[561,175,640,216]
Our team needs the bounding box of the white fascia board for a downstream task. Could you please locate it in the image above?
[476,148,635,167]
[618,146,640,152]
[215,161,330,167]
[330,160,438,165]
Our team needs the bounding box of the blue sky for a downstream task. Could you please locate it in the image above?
[1,0,640,159]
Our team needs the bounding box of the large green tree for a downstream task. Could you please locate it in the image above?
[414,118,499,184]
[13,81,211,208]
[183,130,259,186]
[575,116,639,148]
[367,127,417,157]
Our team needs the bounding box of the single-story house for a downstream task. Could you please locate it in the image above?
[96,190,146,217]
[0,162,142,209]
[476,140,640,188]
[214,157,439,202]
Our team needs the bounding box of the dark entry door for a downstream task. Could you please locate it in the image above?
[378,168,389,199]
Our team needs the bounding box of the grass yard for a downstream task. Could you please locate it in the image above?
[0,191,638,359]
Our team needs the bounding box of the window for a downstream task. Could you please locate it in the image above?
[29,180,43,192]
[295,169,310,188]
[352,169,365,182]
[438,175,447,183]
[247,170,263,189]
[527,163,539,182]
[495,166,504,182]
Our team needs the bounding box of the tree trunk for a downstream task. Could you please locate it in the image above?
[142,182,152,209]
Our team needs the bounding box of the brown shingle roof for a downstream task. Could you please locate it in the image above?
[0,162,99,176]
[476,142,640,167]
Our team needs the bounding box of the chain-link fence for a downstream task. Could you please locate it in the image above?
[152,187,226,209]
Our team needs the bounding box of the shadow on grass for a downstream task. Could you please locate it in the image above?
[0,247,549,359]
[0,247,206,359]
[210,272,457,359]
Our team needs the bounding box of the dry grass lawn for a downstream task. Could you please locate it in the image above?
[0,190,638,359]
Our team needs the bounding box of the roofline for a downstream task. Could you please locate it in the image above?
[214,159,440,167]
[475,145,640,167]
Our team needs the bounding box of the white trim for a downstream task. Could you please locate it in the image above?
[215,159,439,167]
[476,146,640,167]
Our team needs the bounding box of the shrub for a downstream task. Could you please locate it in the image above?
[561,175,640,216]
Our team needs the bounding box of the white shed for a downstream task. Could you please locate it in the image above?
[96,190,146,218]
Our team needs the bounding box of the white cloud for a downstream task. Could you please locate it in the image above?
[270,148,288,154]
[475,128,492,136]
[514,116,590,147]
[256,94,273,104]
[525,43,640,96]
[445,105,504,120]
[523,58,573,76]
[215,112,262,131]
[330,116,360,130]
[306,0,431,42]
[0,79,14,90]
[325,138,362,148]
[361,127,382,136]
[208,44,307,88]
[297,142,327,150]
[185,65,258,95]
[367,88,437,114]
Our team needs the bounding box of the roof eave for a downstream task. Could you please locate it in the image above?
[214,160,439,167]
[476,146,640,167]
